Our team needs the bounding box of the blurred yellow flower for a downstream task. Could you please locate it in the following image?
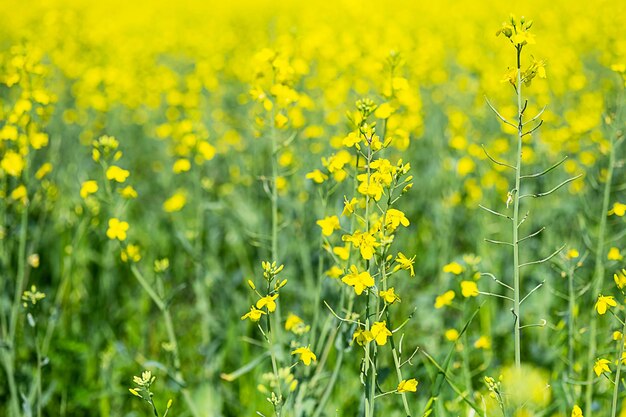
[435,290,455,309]
[106,218,129,241]
[461,281,479,298]
[80,180,98,199]
[608,247,623,261]
[106,165,130,183]
[443,262,464,275]
[163,191,186,212]
[317,215,340,236]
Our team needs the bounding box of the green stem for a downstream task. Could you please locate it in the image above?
[585,134,616,416]
[611,316,626,417]
[512,45,523,369]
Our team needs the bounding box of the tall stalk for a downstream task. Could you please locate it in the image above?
[512,44,524,368]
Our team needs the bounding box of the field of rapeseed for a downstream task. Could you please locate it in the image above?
[1,1,625,416]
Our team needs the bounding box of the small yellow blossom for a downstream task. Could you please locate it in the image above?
[10,185,27,203]
[163,191,186,212]
[317,215,340,236]
[445,329,459,341]
[1,150,25,177]
[613,331,623,341]
[305,169,328,184]
[256,294,279,312]
[608,247,623,261]
[593,358,611,376]
[342,265,374,295]
[443,262,464,275]
[385,208,410,231]
[106,218,129,241]
[80,180,98,199]
[35,163,52,180]
[106,165,130,183]
[119,185,138,199]
[379,287,401,304]
[609,202,626,216]
[474,336,491,349]
[397,378,418,393]
[173,159,191,173]
[394,252,415,276]
[241,306,266,322]
[566,249,579,259]
[325,266,343,279]
[370,321,392,346]
[461,281,479,298]
[342,231,379,260]
[121,244,141,263]
[342,197,358,216]
[285,313,310,335]
[595,295,617,315]
[571,405,583,417]
[615,269,626,289]
[291,346,316,366]
[333,245,350,261]
[435,290,455,308]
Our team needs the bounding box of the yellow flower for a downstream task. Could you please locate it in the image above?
[30,132,49,149]
[333,245,350,261]
[374,102,394,119]
[317,215,340,236]
[256,294,279,312]
[445,329,459,341]
[35,162,52,179]
[385,208,409,231]
[566,249,579,259]
[305,169,328,184]
[241,306,266,322]
[173,159,191,173]
[1,150,25,177]
[461,281,479,298]
[608,247,623,261]
[613,331,623,341]
[434,290,455,309]
[474,336,491,349]
[379,287,401,304]
[163,191,186,212]
[285,313,310,335]
[593,358,611,376]
[121,244,141,263]
[342,231,379,260]
[325,265,343,279]
[352,328,372,346]
[274,113,288,128]
[595,295,617,315]
[609,202,626,217]
[443,262,464,275]
[571,405,583,417]
[342,265,374,295]
[370,321,392,346]
[106,165,130,183]
[342,197,358,216]
[119,185,138,199]
[106,218,129,241]
[397,378,418,393]
[291,346,316,366]
[10,185,27,203]
[615,269,626,289]
[197,141,216,161]
[394,252,415,276]
[80,180,98,199]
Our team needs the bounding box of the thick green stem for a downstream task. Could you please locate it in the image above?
[610,316,626,417]
[512,45,523,369]
[585,134,616,416]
